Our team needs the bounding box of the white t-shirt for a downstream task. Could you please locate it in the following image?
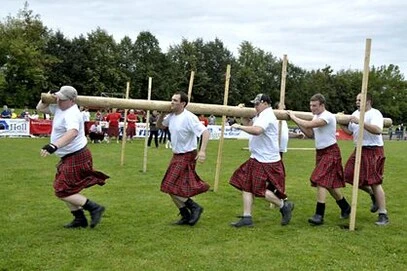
[348,108,384,146]
[163,109,207,154]
[278,120,289,153]
[249,107,280,163]
[50,104,87,157]
[82,111,90,122]
[313,110,337,150]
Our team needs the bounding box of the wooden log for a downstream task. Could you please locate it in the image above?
[40,93,392,127]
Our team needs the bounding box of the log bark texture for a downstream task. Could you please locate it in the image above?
[41,93,392,127]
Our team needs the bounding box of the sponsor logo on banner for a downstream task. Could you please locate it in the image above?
[0,119,30,136]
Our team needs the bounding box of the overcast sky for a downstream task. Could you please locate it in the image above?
[2,0,407,76]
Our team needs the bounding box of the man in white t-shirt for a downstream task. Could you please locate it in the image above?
[36,86,109,229]
[157,91,210,226]
[229,93,294,227]
[341,93,389,225]
[288,93,350,226]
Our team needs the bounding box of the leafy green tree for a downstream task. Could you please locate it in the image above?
[44,30,74,90]
[84,28,127,96]
[368,64,407,123]
[132,31,169,100]
[234,41,281,105]
[0,2,53,107]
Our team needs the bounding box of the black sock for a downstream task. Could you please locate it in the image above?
[316,202,325,217]
[336,197,350,211]
[370,194,376,204]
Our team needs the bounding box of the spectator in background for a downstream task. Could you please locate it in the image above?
[106,108,122,143]
[199,114,208,127]
[89,120,104,143]
[208,114,216,125]
[95,110,103,121]
[20,106,30,119]
[126,109,137,141]
[148,110,159,148]
[29,111,39,120]
[10,109,17,119]
[198,114,209,149]
[388,125,393,140]
[159,113,172,148]
[227,116,237,126]
[1,105,11,118]
[81,107,90,122]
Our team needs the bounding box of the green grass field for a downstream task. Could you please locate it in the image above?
[1,137,406,270]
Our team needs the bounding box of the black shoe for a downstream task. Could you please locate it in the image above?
[83,200,105,228]
[185,199,203,226]
[64,209,88,229]
[375,213,389,226]
[308,214,324,225]
[64,218,88,228]
[174,207,191,225]
[89,206,105,228]
[231,216,253,228]
[280,201,294,226]
[340,206,351,219]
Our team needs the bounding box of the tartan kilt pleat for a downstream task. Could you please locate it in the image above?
[310,144,345,188]
[344,147,385,186]
[126,126,136,137]
[160,151,210,197]
[229,158,286,199]
[54,148,109,198]
[108,126,119,137]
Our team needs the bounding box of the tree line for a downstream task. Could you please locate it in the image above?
[1,4,406,123]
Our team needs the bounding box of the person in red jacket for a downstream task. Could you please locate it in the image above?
[106,108,122,143]
[126,109,137,141]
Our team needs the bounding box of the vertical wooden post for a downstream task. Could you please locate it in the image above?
[214,64,231,192]
[187,71,195,103]
[120,82,130,166]
[349,38,372,231]
[143,77,152,173]
[278,55,288,145]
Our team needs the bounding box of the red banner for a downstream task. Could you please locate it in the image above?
[336,129,353,140]
[29,119,52,135]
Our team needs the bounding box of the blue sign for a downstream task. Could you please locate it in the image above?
[0,120,9,130]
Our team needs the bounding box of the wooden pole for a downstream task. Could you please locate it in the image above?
[214,64,231,192]
[41,95,392,127]
[143,77,152,173]
[278,54,288,146]
[120,82,130,166]
[187,71,195,103]
[271,54,288,209]
[349,38,372,231]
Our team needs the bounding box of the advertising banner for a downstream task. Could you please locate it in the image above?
[0,119,30,136]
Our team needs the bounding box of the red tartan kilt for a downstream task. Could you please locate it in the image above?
[53,148,109,198]
[229,158,286,198]
[310,144,345,188]
[344,147,385,186]
[161,151,210,197]
[108,126,119,137]
[126,126,136,137]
